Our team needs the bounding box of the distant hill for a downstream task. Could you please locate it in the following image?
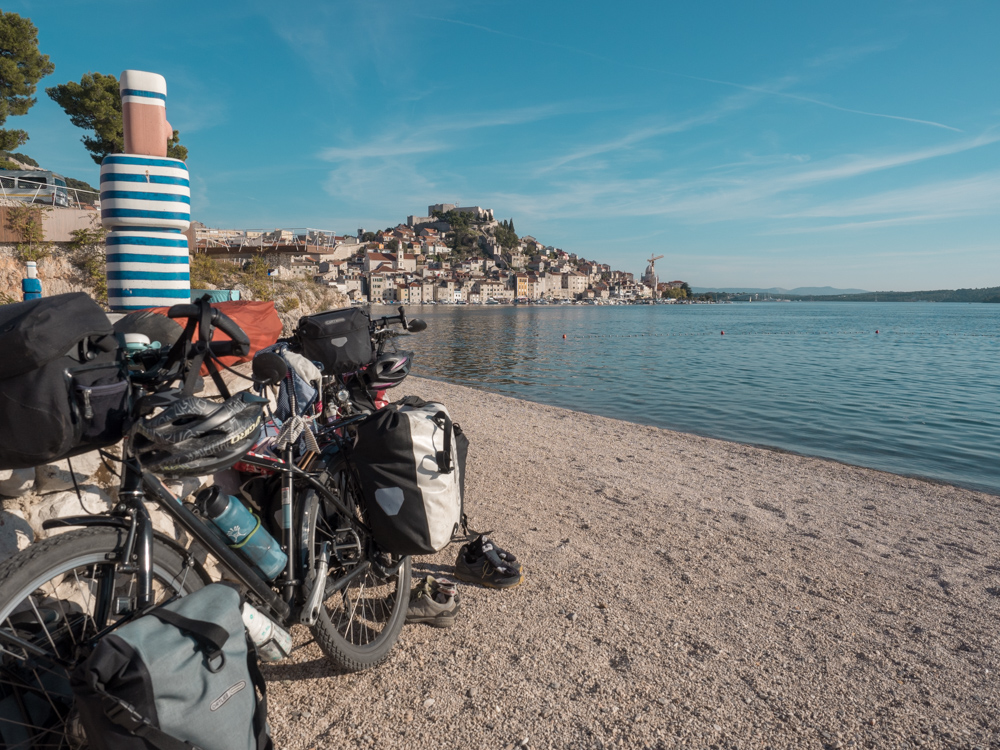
[692,286,869,296]
[793,287,1000,303]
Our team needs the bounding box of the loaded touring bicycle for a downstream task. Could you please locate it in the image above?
[0,295,448,748]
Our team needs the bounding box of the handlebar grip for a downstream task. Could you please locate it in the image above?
[166,303,200,319]
[211,309,250,350]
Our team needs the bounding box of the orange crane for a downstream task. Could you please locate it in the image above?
[647,253,664,271]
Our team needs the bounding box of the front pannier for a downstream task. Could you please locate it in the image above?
[351,401,463,555]
[294,307,374,374]
[0,293,131,470]
[71,584,272,750]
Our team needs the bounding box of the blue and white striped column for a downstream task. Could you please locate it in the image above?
[105,229,190,309]
[101,153,192,310]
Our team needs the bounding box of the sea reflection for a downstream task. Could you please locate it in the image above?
[379,303,1000,494]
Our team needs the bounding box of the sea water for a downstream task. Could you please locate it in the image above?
[385,302,1000,495]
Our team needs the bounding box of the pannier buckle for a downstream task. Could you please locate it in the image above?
[435,450,453,473]
[106,698,148,731]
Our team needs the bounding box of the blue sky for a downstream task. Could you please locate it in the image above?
[7,0,999,290]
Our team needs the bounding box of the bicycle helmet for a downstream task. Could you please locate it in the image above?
[132,391,264,476]
[362,350,413,390]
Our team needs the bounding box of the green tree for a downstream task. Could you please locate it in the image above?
[680,282,691,298]
[0,12,55,150]
[47,72,187,164]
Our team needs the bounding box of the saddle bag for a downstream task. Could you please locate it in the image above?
[0,293,131,469]
[351,399,466,555]
[71,584,272,750]
[294,307,373,374]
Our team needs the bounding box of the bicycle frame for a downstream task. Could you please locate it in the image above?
[42,411,374,630]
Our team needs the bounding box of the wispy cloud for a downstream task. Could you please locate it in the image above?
[420,16,960,132]
[474,132,1000,228]
[319,102,592,162]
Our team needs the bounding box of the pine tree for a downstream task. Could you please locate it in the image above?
[0,12,55,150]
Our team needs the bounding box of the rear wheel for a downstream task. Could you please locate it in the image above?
[304,477,411,672]
[0,527,207,749]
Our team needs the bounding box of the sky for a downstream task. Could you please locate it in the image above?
[5,0,999,291]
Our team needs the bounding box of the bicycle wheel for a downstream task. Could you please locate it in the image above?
[0,526,207,749]
[304,480,411,672]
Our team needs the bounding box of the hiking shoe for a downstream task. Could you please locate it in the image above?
[405,575,460,627]
[454,536,523,589]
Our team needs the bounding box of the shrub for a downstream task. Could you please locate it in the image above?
[6,203,51,262]
[67,216,108,305]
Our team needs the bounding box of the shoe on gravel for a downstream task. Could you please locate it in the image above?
[405,575,460,627]
[454,536,523,589]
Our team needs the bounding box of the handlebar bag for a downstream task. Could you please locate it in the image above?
[71,583,273,750]
[0,293,132,470]
[351,400,463,555]
[294,307,374,375]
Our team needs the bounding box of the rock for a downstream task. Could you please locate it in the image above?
[162,475,207,502]
[0,508,33,564]
[0,468,35,497]
[34,453,103,494]
[422,698,435,709]
[29,487,112,537]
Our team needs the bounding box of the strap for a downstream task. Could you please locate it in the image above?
[148,609,229,669]
[98,688,201,750]
[245,639,274,750]
[431,411,453,473]
[202,355,232,400]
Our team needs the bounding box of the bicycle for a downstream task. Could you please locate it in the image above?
[0,299,416,749]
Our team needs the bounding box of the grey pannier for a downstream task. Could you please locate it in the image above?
[71,584,272,750]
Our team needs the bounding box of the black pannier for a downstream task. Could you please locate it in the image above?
[294,307,374,374]
[351,399,465,556]
[0,293,131,470]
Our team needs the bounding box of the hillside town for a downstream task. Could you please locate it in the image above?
[194,203,688,305]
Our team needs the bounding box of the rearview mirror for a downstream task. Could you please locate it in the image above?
[406,318,427,333]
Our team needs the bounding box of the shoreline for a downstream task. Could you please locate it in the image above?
[412,374,1000,500]
[267,376,1000,750]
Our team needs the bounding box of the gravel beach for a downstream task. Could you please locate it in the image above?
[265,376,999,750]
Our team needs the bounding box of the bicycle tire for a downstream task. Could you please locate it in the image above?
[0,527,208,749]
[304,482,411,672]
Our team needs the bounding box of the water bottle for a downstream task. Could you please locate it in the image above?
[241,601,293,662]
[195,486,288,580]
[22,261,41,301]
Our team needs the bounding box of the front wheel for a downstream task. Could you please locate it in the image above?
[304,486,411,672]
[0,527,207,749]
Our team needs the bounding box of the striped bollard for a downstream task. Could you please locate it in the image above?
[101,70,191,310]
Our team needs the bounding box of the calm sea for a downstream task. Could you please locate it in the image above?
[378,302,1000,496]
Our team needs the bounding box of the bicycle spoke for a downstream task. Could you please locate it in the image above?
[26,599,62,660]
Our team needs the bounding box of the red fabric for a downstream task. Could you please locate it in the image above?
[145,300,282,372]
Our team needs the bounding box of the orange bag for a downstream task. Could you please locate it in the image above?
[145,300,282,371]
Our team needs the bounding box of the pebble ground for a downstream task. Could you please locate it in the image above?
[264,377,999,750]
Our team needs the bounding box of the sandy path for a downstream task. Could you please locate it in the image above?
[265,376,999,750]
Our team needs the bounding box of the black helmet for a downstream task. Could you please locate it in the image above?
[133,392,264,476]
[362,351,413,390]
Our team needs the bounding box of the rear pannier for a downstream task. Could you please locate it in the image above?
[294,307,373,374]
[0,293,131,469]
[351,400,464,556]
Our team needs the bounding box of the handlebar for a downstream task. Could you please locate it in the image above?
[167,300,251,357]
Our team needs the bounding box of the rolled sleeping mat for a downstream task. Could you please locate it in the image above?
[100,154,190,231]
[106,228,191,310]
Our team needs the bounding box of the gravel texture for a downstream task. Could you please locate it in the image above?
[265,377,1000,750]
